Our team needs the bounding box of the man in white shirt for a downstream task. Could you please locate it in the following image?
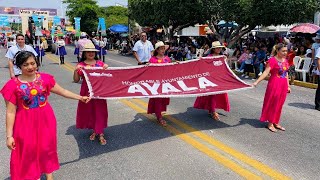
[6,34,38,79]
[132,32,154,65]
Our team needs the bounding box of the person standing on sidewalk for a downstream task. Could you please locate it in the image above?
[132,32,154,65]
[315,47,320,111]
[253,43,291,132]
[6,34,38,79]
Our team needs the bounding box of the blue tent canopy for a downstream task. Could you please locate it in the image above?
[109,24,128,33]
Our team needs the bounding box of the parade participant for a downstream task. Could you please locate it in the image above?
[73,37,80,62]
[253,43,291,132]
[35,37,46,65]
[7,37,15,49]
[1,51,90,180]
[73,42,109,145]
[147,41,171,126]
[132,32,154,65]
[55,36,67,64]
[97,36,107,62]
[193,41,230,121]
[6,34,38,79]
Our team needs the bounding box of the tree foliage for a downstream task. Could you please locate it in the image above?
[129,0,218,33]
[129,0,320,45]
[63,0,128,33]
[101,6,128,28]
[63,0,100,33]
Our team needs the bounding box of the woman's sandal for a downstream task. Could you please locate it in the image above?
[274,124,285,131]
[266,126,277,132]
[89,133,96,141]
[211,112,220,121]
[99,134,107,145]
[157,118,167,127]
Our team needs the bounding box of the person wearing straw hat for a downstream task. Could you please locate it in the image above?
[73,42,109,145]
[193,41,230,121]
[147,41,171,126]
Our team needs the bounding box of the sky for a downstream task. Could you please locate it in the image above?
[0,0,128,16]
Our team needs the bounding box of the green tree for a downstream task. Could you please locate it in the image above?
[129,0,218,39]
[218,0,320,46]
[63,0,100,33]
[100,6,128,28]
[129,0,320,46]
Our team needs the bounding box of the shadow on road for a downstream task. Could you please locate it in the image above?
[60,107,264,167]
[288,102,315,110]
[61,113,172,166]
[233,118,265,129]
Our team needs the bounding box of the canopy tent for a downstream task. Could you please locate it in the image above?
[109,24,128,33]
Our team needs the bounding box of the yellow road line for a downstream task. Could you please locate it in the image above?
[46,54,75,72]
[130,98,291,180]
[120,99,262,179]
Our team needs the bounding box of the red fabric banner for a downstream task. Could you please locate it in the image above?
[82,56,252,99]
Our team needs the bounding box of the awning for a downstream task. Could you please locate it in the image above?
[109,24,128,33]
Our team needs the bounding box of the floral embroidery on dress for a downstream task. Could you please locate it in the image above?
[16,73,48,109]
[277,61,288,78]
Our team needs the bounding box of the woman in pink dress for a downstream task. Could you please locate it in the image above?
[147,41,171,126]
[194,41,230,120]
[74,42,109,145]
[1,51,90,180]
[253,43,291,132]
[193,41,230,121]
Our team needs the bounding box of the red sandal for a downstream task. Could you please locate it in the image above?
[89,132,96,141]
[211,112,220,121]
[99,134,107,145]
[157,118,167,127]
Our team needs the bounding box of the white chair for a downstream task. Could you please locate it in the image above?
[295,58,312,82]
[293,56,301,70]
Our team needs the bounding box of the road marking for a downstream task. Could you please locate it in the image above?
[120,99,262,179]
[46,54,75,72]
[130,98,291,180]
[45,55,291,179]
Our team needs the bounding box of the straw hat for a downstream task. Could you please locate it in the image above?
[81,42,99,52]
[80,32,87,37]
[211,41,225,48]
[154,41,169,50]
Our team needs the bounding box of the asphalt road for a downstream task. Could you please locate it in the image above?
[0,46,319,180]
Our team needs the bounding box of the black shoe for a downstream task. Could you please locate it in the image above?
[315,107,320,111]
